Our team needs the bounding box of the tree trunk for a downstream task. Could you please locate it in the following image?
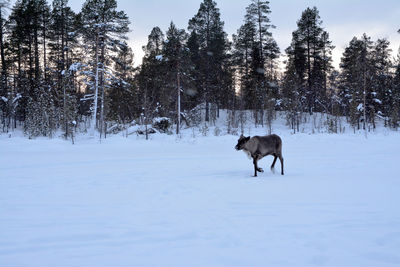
[90,30,99,137]
[306,27,312,115]
[34,26,40,82]
[42,7,47,81]
[0,7,7,90]
[28,35,34,94]
[257,1,265,127]
[176,63,181,135]
[100,38,105,139]
[144,85,149,140]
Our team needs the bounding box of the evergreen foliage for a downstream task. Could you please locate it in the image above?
[233,0,279,129]
[188,0,232,123]
[0,0,399,138]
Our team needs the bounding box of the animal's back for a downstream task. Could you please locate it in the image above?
[253,134,282,155]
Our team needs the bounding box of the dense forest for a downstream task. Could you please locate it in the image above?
[0,0,399,140]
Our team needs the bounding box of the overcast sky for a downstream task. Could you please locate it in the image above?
[9,0,400,68]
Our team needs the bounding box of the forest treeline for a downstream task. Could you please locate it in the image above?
[0,0,399,140]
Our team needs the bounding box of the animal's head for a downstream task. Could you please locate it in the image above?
[235,134,250,151]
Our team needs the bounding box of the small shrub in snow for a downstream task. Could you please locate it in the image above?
[230,128,239,136]
[185,105,202,127]
[191,128,196,139]
[328,118,337,133]
[107,123,126,134]
[152,117,171,133]
[137,128,156,135]
[214,126,221,136]
[201,124,209,136]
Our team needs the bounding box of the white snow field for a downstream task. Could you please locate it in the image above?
[1,124,400,266]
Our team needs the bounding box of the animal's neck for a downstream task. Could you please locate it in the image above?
[242,141,251,152]
[242,149,252,159]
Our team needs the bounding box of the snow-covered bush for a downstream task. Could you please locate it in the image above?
[137,128,156,135]
[230,128,239,136]
[201,124,209,136]
[106,123,126,134]
[328,118,338,133]
[24,91,57,138]
[152,117,171,133]
[184,105,202,127]
[106,120,137,135]
[214,126,221,136]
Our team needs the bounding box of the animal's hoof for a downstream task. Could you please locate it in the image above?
[257,168,264,172]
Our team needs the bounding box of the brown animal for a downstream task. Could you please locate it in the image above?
[235,134,284,177]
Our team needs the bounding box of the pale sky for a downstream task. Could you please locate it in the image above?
[9,0,400,69]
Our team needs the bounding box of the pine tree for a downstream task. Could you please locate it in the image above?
[144,26,164,57]
[391,51,400,128]
[80,0,130,138]
[48,0,79,139]
[282,7,333,132]
[318,31,335,110]
[370,38,392,127]
[108,43,136,124]
[136,27,165,140]
[233,0,279,129]
[282,46,304,133]
[162,22,192,134]
[0,0,10,130]
[339,34,373,130]
[233,21,256,102]
[232,20,256,130]
[7,0,35,97]
[244,0,279,127]
[282,31,307,131]
[24,86,57,138]
[188,0,230,123]
[6,0,53,134]
[0,0,9,89]
[326,70,341,132]
[245,0,279,76]
[286,7,333,114]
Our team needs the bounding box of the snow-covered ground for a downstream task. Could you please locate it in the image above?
[1,116,400,267]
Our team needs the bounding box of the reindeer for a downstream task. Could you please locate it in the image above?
[235,134,284,177]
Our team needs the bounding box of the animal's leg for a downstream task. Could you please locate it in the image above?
[253,156,258,177]
[254,153,264,174]
[279,155,284,175]
[271,154,278,173]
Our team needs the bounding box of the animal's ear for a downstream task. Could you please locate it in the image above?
[240,134,244,138]
[245,136,250,141]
